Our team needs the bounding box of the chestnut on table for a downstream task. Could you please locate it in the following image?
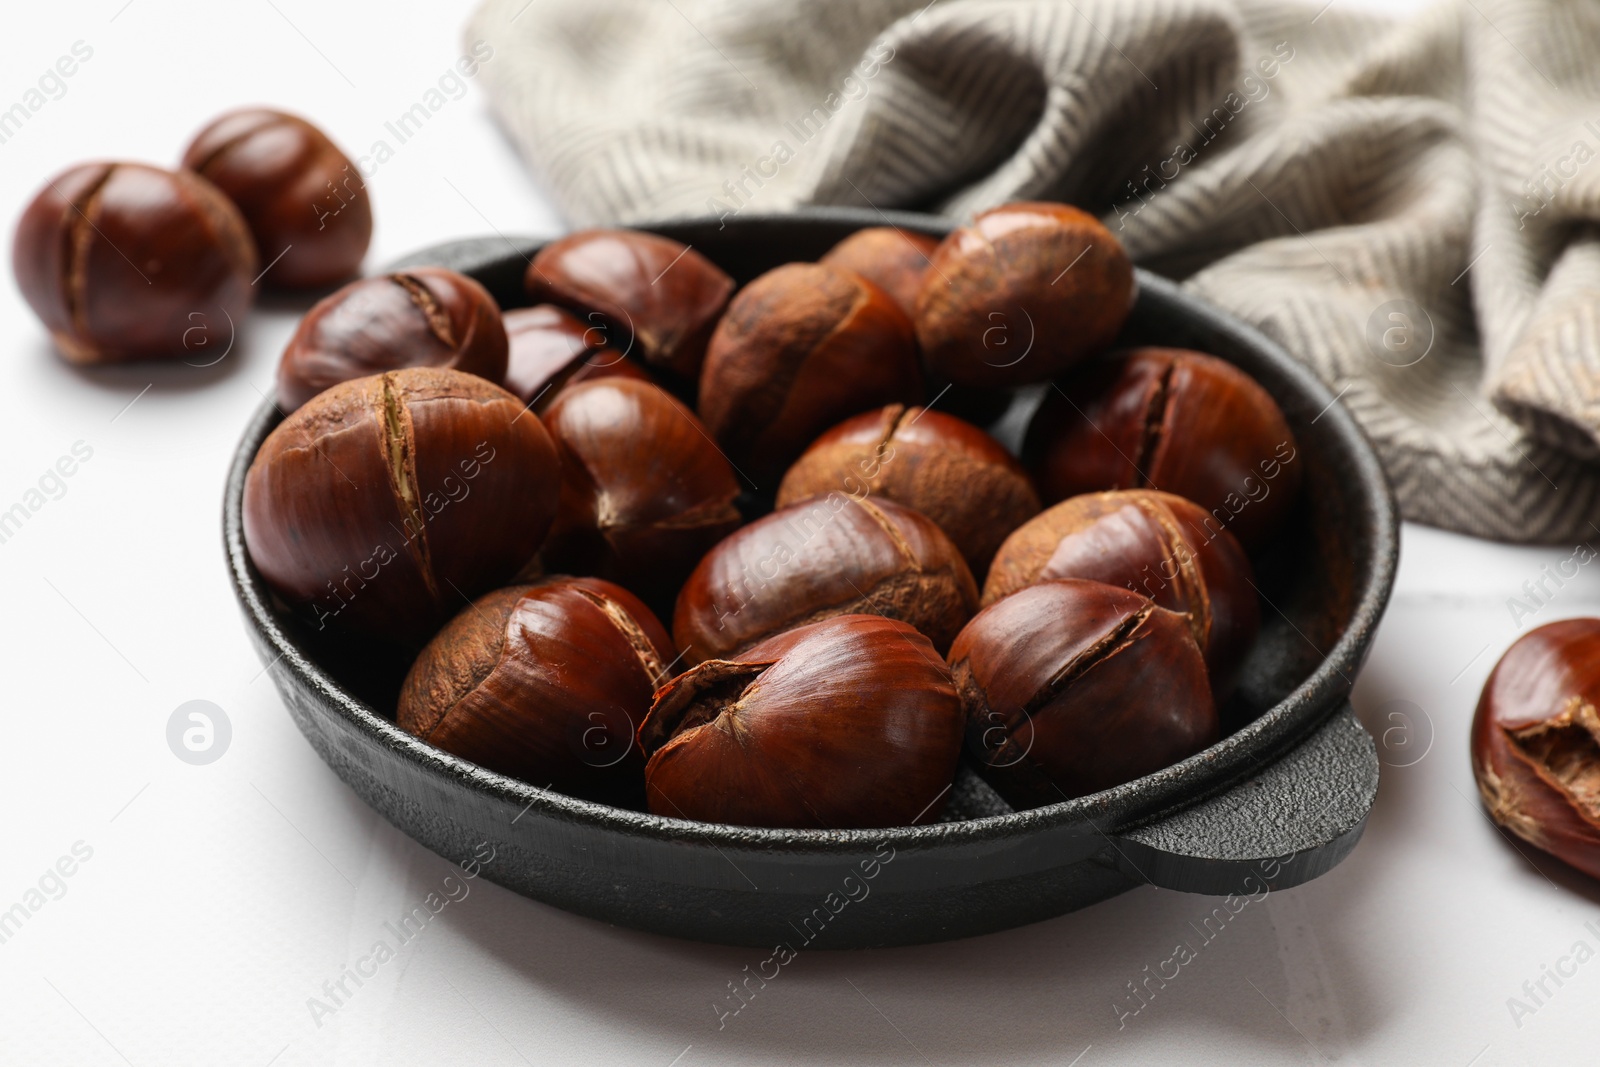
[13,162,257,364]
[1473,618,1600,881]
[181,107,371,289]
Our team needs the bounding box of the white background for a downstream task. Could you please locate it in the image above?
[4,1,1597,1065]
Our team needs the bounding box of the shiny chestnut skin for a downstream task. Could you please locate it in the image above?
[13,161,256,364]
[399,577,670,806]
[181,108,371,288]
[915,202,1133,389]
[540,378,742,611]
[242,368,561,648]
[776,403,1039,578]
[1024,348,1300,548]
[525,229,733,379]
[698,262,924,482]
[502,304,650,412]
[984,490,1258,698]
[820,227,940,318]
[1472,618,1600,881]
[674,494,977,666]
[640,614,963,828]
[950,579,1218,807]
[276,268,508,413]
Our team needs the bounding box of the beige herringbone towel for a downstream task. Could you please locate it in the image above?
[467,0,1600,542]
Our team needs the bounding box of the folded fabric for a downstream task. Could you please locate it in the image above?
[467,0,1600,543]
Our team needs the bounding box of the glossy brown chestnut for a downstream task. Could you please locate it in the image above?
[1024,348,1301,548]
[984,490,1258,698]
[276,268,508,413]
[540,378,742,610]
[399,577,671,806]
[1472,618,1600,881]
[181,108,371,289]
[639,614,963,828]
[776,403,1039,578]
[502,304,650,412]
[698,262,923,482]
[13,161,256,364]
[949,579,1218,807]
[819,227,941,318]
[675,493,976,665]
[915,201,1133,389]
[524,229,733,379]
[242,367,561,648]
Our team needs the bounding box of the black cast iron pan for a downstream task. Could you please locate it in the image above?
[225,207,1397,948]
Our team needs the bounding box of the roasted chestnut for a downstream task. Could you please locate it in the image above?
[242,368,561,648]
[1472,618,1600,881]
[776,403,1039,578]
[13,161,256,364]
[502,304,650,412]
[819,227,940,318]
[398,576,670,806]
[540,378,742,611]
[915,202,1133,389]
[698,262,923,482]
[639,614,963,828]
[181,108,371,289]
[673,493,977,665]
[984,490,1258,697]
[276,268,508,413]
[949,579,1218,807]
[525,229,733,379]
[1024,347,1300,548]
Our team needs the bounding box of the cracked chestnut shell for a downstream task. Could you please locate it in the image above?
[242,367,560,648]
[915,202,1133,389]
[984,490,1258,698]
[820,227,940,318]
[950,579,1218,807]
[776,403,1039,579]
[639,614,963,828]
[276,268,508,413]
[1472,618,1600,881]
[524,229,733,379]
[502,304,649,412]
[540,378,742,612]
[399,577,670,806]
[13,161,256,364]
[181,108,371,289]
[699,262,924,482]
[673,494,977,666]
[1024,347,1300,549]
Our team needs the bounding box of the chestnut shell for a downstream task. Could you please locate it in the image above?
[673,494,978,665]
[502,303,649,411]
[1024,347,1301,548]
[950,579,1218,808]
[639,614,964,829]
[399,577,671,806]
[984,490,1258,698]
[819,227,940,318]
[1472,618,1600,882]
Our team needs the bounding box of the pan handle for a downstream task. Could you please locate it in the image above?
[1109,702,1378,895]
